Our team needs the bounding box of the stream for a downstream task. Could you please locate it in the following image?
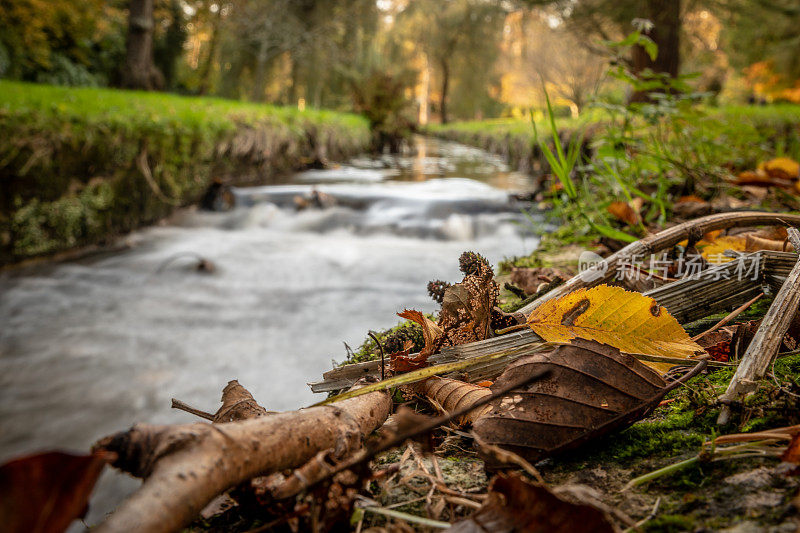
[0,136,542,527]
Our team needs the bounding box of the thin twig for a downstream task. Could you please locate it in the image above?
[368,331,386,381]
[623,497,661,533]
[357,505,451,529]
[472,433,545,483]
[300,368,552,496]
[443,495,482,509]
[692,292,764,341]
[170,398,215,421]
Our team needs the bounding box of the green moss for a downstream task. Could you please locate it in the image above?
[642,514,697,533]
[336,318,428,367]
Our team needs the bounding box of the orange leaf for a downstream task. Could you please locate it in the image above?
[398,309,443,357]
[677,195,706,204]
[761,157,799,181]
[607,201,641,226]
[0,450,114,533]
[699,235,747,264]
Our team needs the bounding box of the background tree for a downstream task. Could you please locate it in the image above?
[395,0,506,123]
[499,9,605,115]
[0,0,124,85]
[521,0,682,101]
[121,0,164,89]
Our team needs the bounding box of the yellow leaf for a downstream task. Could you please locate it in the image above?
[699,235,747,264]
[760,157,800,181]
[525,285,703,371]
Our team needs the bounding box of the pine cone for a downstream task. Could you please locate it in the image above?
[458,251,490,276]
[427,279,451,304]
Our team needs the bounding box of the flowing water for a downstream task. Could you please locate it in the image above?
[0,136,541,526]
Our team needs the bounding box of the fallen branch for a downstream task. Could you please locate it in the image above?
[296,367,552,498]
[717,227,800,425]
[93,385,392,533]
[169,399,214,421]
[518,211,800,315]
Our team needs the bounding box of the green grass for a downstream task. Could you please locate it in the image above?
[0,80,368,132]
[0,81,370,262]
[431,103,800,260]
[429,105,800,146]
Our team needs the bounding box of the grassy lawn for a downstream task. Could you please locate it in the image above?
[0,81,370,262]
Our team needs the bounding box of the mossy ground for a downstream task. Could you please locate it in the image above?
[360,355,800,531]
[339,235,800,530]
[339,275,800,530]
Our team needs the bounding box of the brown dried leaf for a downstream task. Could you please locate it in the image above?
[696,327,737,362]
[0,450,114,533]
[390,339,428,373]
[473,339,671,464]
[449,472,617,533]
[416,377,492,426]
[214,380,268,423]
[398,309,443,357]
[438,261,498,347]
[781,433,800,465]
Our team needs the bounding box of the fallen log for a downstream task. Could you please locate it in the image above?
[517,211,800,315]
[93,386,391,533]
[717,228,800,425]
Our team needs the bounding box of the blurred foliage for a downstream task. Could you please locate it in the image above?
[0,0,799,122]
[347,61,416,152]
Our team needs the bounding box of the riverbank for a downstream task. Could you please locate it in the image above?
[0,81,371,263]
[429,106,800,178]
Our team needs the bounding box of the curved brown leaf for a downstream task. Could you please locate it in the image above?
[473,339,704,464]
[417,376,492,426]
[398,309,443,357]
[438,261,498,346]
[0,450,114,533]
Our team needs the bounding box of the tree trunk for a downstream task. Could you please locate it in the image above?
[121,0,164,90]
[630,0,681,102]
[197,8,222,96]
[440,58,450,124]
[251,37,269,102]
